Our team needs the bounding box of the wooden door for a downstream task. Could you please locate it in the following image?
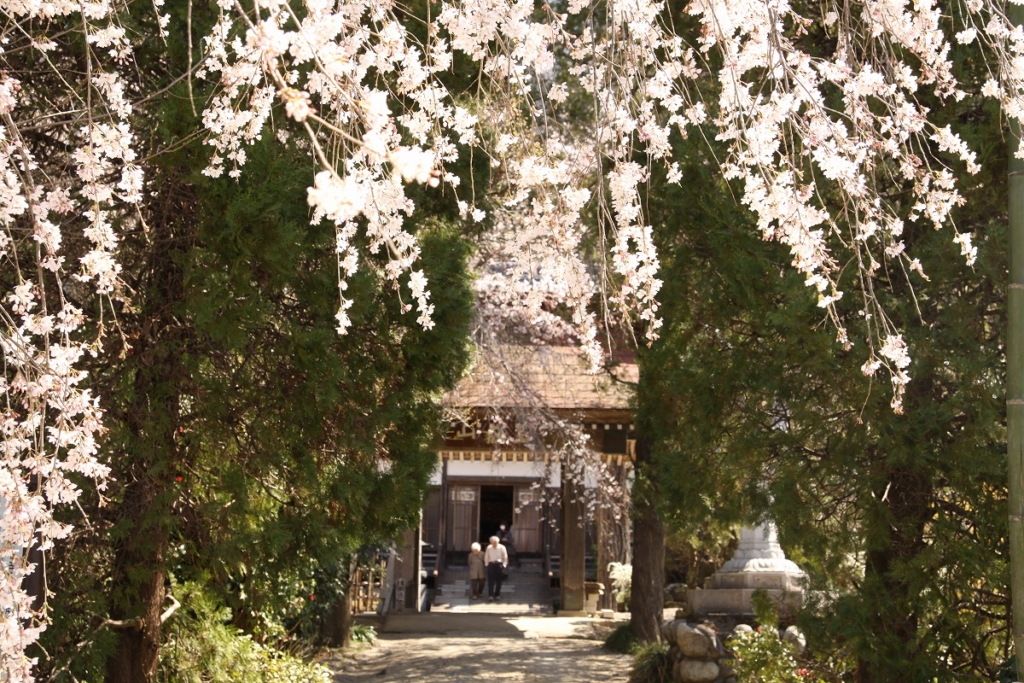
[423,489,442,548]
[513,487,541,553]
[446,486,478,552]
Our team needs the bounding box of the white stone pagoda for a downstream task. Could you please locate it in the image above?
[687,522,805,616]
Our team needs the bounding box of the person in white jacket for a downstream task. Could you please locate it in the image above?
[483,536,508,602]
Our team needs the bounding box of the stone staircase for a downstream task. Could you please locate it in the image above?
[432,567,554,614]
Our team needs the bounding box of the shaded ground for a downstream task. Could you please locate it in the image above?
[322,613,632,683]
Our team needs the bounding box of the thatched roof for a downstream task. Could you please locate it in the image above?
[445,346,637,411]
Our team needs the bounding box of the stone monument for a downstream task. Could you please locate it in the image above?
[687,522,805,617]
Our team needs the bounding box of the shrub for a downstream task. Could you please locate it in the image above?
[628,641,673,683]
[349,623,377,645]
[604,621,640,654]
[727,589,813,683]
[159,582,331,683]
[728,628,805,683]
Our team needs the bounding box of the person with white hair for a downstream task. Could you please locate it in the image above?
[483,535,508,602]
[468,542,486,599]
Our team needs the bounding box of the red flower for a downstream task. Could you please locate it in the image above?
[309,594,315,601]
[797,669,810,677]
[175,476,183,482]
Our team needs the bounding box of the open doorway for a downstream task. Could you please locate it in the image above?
[478,485,514,546]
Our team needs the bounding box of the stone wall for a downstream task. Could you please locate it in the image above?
[661,620,735,683]
[660,619,807,683]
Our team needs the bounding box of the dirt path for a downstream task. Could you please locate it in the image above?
[323,613,632,683]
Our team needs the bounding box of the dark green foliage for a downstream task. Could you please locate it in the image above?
[170,138,473,646]
[605,621,641,654]
[37,85,474,680]
[159,582,331,683]
[627,641,673,683]
[642,90,1009,680]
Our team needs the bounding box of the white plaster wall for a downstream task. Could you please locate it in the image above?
[446,458,558,484]
[431,457,611,489]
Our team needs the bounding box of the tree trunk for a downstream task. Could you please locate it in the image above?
[105,354,178,683]
[630,434,665,643]
[854,465,931,683]
[105,185,191,683]
[323,595,354,648]
[106,481,167,683]
[339,588,354,648]
[323,558,358,648]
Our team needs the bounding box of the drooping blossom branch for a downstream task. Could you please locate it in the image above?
[0,0,135,672]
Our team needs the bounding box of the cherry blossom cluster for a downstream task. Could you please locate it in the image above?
[446,343,631,523]
[435,0,1019,411]
[197,0,481,333]
[471,127,604,368]
[683,0,985,411]
[446,0,1011,412]
[201,0,1005,411]
[0,0,135,671]
[435,0,678,345]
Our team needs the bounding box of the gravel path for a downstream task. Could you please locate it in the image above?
[323,613,632,683]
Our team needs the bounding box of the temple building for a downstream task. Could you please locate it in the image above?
[388,345,637,614]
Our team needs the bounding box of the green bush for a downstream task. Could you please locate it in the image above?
[728,628,804,683]
[159,582,331,683]
[727,590,813,683]
[349,623,377,645]
[628,641,673,683]
[604,622,640,654]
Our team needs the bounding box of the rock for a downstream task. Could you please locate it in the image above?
[695,624,718,640]
[662,619,678,643]
[714,632,727,658]
[676,659,720,683]
[694,624,720,659]
[782,625,806,654]
[665,583,689,603]
[676,623,716,659]
[732,623,754,635]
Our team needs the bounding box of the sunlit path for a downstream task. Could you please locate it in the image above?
[323,614,631,683]
[430,566,554,615]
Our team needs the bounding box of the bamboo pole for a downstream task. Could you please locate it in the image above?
[1007,3,1024,669]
